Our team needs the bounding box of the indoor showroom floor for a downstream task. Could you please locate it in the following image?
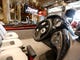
[12,29,80,60]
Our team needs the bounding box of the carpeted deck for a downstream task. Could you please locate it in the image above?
[12,29,80,60]
[22,39,51,60]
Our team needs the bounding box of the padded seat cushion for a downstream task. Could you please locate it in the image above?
[0,48,28,60]
[1,39,23,50]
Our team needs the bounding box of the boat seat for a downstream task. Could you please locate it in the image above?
[0,24,18,39]
[0,48,28,60]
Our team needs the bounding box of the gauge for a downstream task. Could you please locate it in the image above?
[52,18,62,28]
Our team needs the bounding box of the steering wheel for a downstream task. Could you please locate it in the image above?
[51,31,63,60]
[51,31,62,50]
[51,30,70,60]
[33,19,52,41]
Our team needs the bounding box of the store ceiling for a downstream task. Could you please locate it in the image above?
[26,0,78,10]
[0,0,78,10]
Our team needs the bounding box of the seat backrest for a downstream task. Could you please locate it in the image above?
[0,30,5,40]
[0,24,7,35]
[0,33,2,47]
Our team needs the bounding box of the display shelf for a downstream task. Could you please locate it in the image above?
[4,24,36,30]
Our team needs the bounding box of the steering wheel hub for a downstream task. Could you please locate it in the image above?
[40,28,46,34]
